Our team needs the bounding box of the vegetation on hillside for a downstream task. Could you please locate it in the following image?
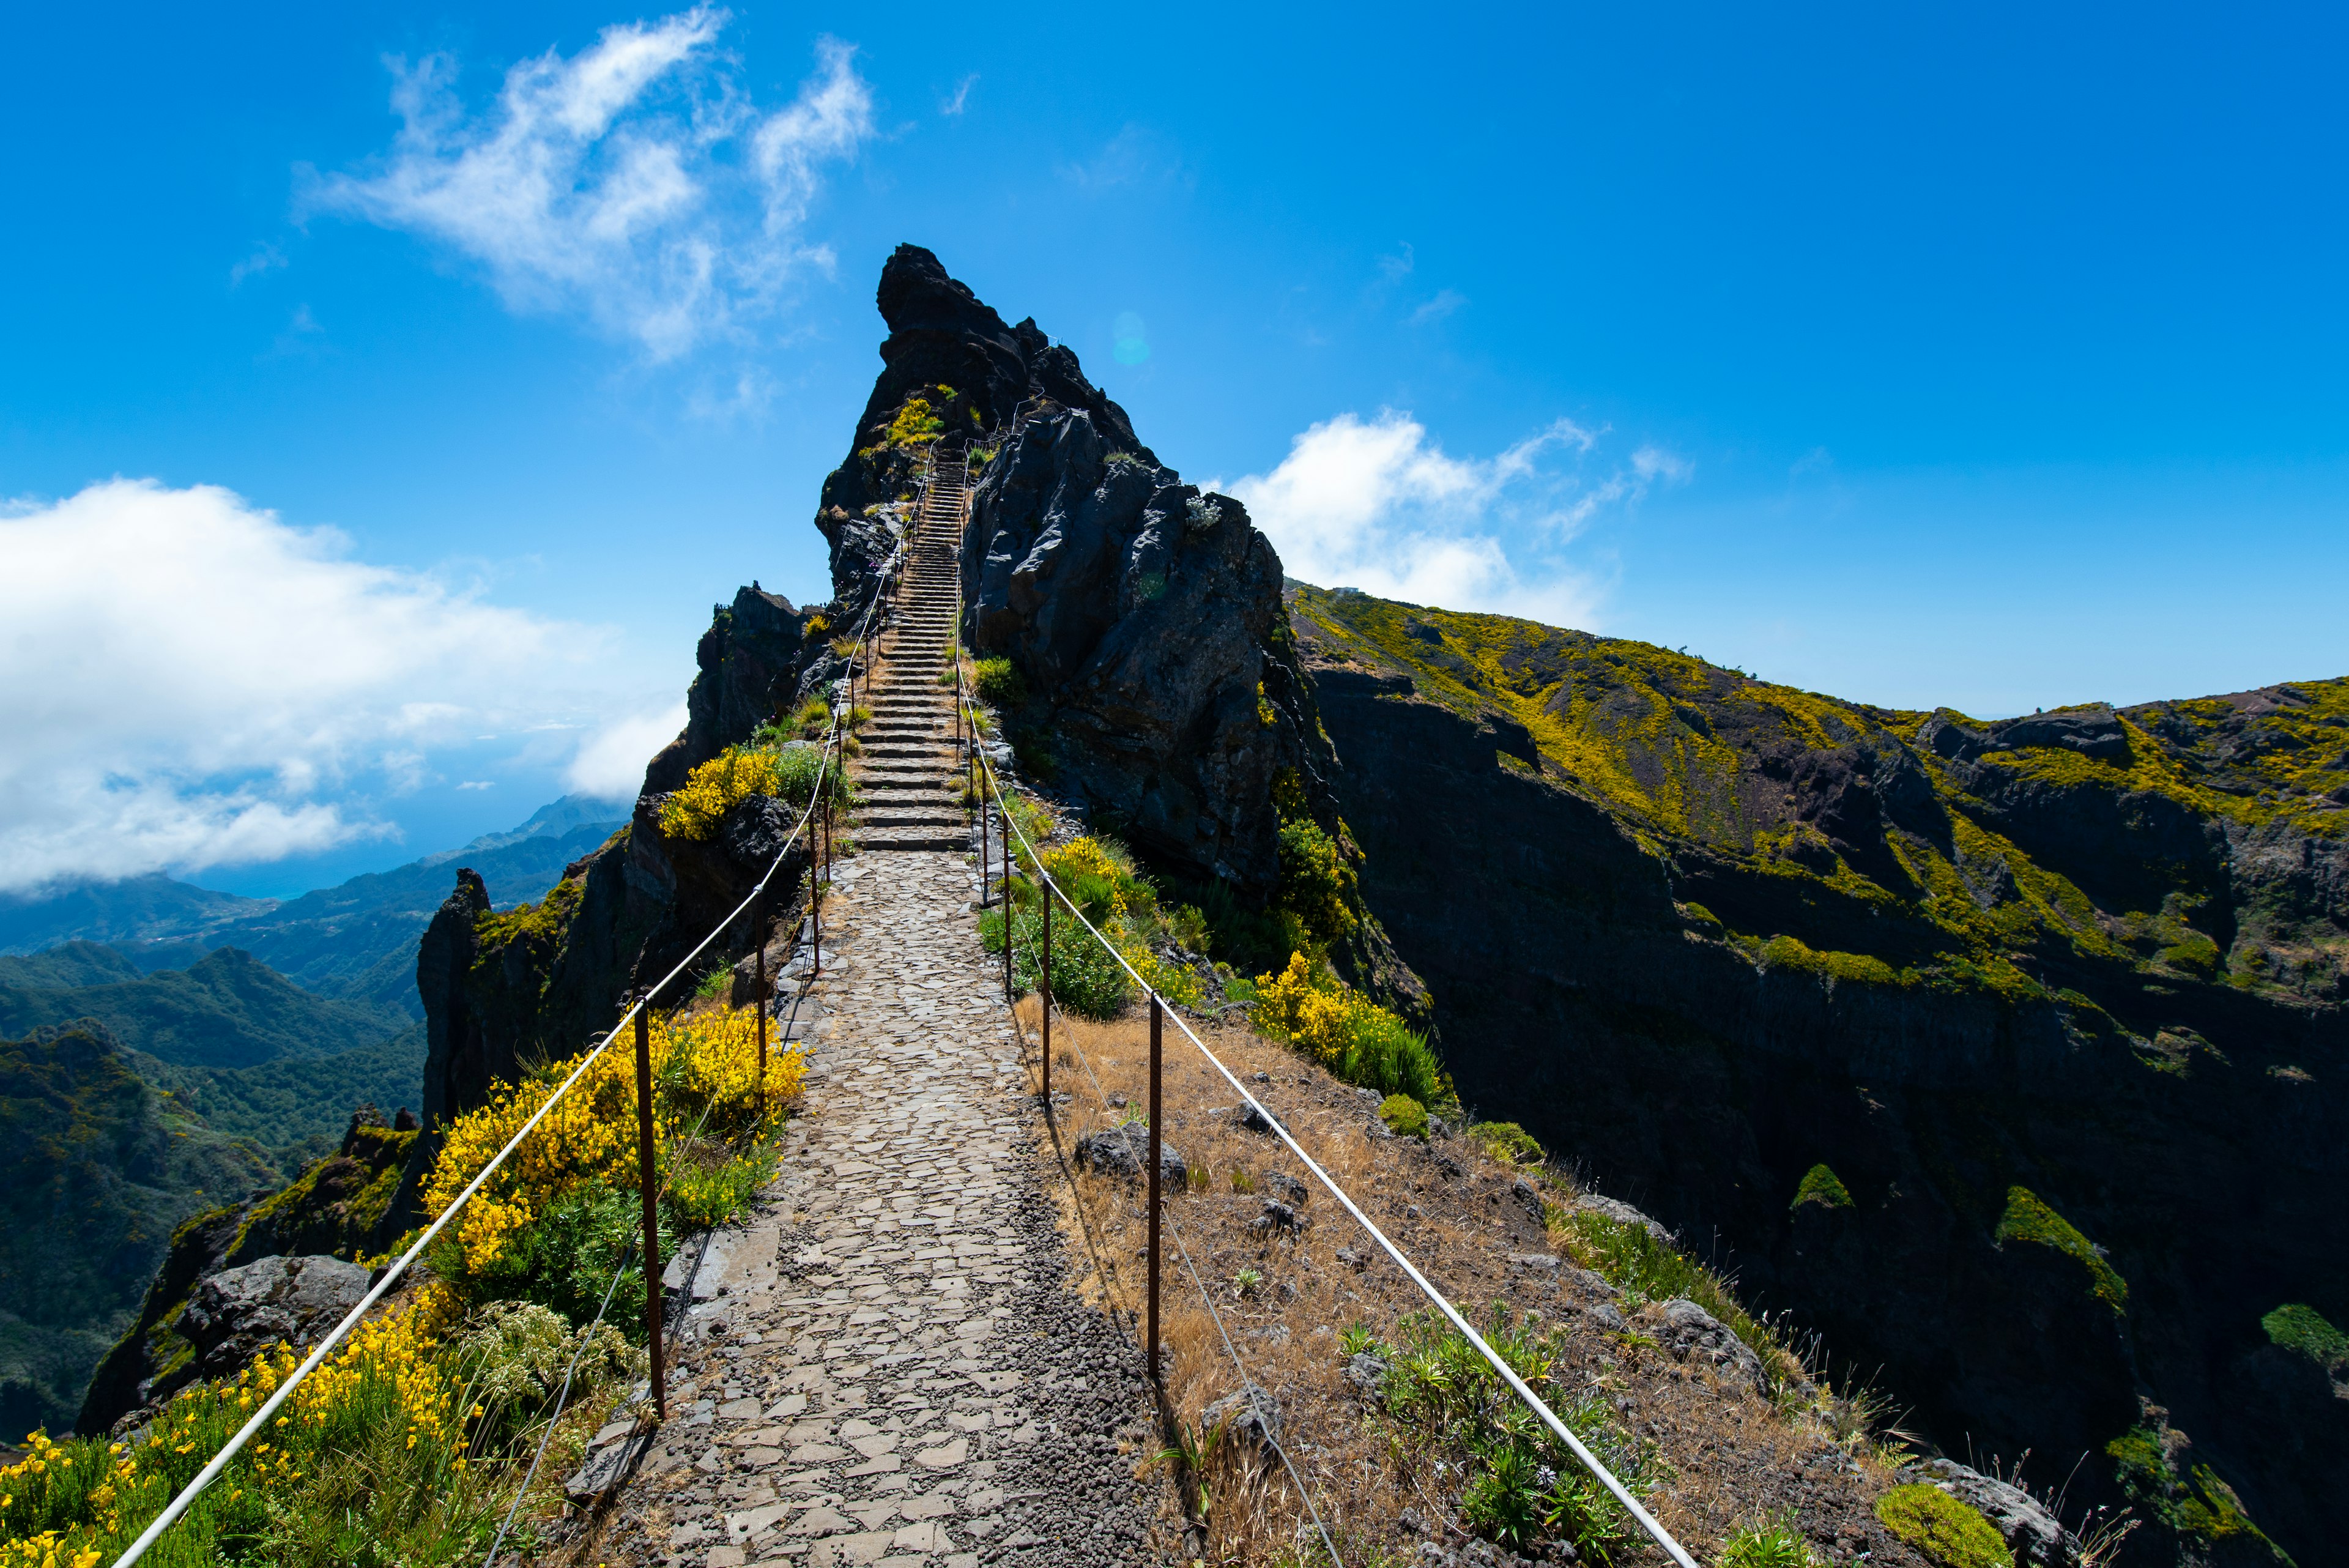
[1,1001,801,1566]
[1288,582,2349,1009]
[0,946,407,1072]
[0,1024,276,1452]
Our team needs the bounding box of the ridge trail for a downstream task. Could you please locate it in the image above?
[598,461,1168,1568]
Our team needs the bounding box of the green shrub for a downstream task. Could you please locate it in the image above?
[1873,1484,2013,1568]
[433,1184,669,1341]
[973,656,1027,707]
[1467,1121,1543,1167]
[1720,1515,1819,1568]
[1166,903,1211,951]
[1276,817,1359,942]
[1379,1094,1428,1138]
[1792,1162,1855,1210]
[1252,952,1446,1103]
[977,903,1132,1019]
[1363,1305,1646,1562]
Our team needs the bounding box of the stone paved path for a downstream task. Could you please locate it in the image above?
[602,467,1167,1566]
[611,853,1164,1568]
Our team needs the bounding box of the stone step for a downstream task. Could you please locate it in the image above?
[850,833,965,852]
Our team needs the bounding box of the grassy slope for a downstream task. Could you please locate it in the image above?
[1288,581,2349,1005]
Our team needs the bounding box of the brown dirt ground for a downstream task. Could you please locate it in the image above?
[1008,997,1939,1568]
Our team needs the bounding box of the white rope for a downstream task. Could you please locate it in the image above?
[957,678,1703,1568]
[109,567,901,1568]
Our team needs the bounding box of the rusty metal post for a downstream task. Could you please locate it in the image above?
[634,998,667,1421]
[980,782,990,906]
[812,805,825,983]
[1041,879,1052,1109]
[754,894,768,1112]
[1001,786,1012,1003]
[1148,992,1162,1385]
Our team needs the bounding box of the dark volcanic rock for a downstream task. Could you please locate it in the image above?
[177,1254,368,1385]
[1072,1128,1187,1187]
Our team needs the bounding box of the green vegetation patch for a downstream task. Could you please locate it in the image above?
[2106,1424,2288,1558]
[1556,1211,1796,1391]
[1719,1515,1819,1568]
[972,655,1027,708]
[1466,1121,1544,1167]
[1378,1094,1428,1139]
[1872,1484,2013,1568]
[2260,1302,2349,1372]
[1994,1186,2127,1313]
[1792,1162,1855,1211]
[1345,1305,1652,1562]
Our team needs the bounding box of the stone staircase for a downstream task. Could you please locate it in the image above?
[849,457,970,853]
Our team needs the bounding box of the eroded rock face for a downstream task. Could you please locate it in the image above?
[177,1255,368,1384]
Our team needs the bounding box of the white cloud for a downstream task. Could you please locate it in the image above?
[940,75,977,116]
[1059,125,1186,191]
[568,704,686,799]
[1223,411,1688,626]
[229,242,285,286]
[0,480,650,894]
[310,15,874,360]
[1409,288,1466,325]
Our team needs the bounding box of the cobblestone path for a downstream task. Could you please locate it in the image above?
[608,853,1164,1568]
[600,464,1169,1568]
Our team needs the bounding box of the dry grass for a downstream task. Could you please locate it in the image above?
[1006,995,1936,1568]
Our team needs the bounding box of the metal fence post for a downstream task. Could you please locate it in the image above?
[634,998,667,1422]
[754,896,768,1113]
[812,810,825,983]
[1148,992,1162,1385]
[1001,795,1012,1003]
[1041,881,1052,1109]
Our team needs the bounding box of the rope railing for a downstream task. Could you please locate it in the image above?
[946,621,1702,1568]
[107,558,902,1568]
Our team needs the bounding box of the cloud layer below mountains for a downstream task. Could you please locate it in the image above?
[0,480,667,894]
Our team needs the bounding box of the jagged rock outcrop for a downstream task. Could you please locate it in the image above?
[77,1107,411,1434]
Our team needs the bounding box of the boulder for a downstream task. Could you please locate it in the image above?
[1651,1298,1766,1394]
[1917,1458,2076,1567]
[1202,1384,1281,1459]
[1250,1200,1308,1235]
[176,1255,369,1385]
[1072,1129,1186,1187]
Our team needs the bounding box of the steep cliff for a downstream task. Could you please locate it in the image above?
[1290,583,2346,1566]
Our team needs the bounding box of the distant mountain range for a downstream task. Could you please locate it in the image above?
[0,794,630,1017]
[0,796,633,1441]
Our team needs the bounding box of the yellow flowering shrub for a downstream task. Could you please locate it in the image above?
[423,1004,801,1274]
[1249,952,1448,1105]
[659,748,790,841]
[0,1307,471,1568]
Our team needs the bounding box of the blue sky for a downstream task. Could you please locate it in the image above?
[4,2,2347,897]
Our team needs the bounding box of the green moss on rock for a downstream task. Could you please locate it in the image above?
[1873,1484,2013,1568]
[2107,1424,2293,1561]
[2260,1302,2349,1373]
[1995,1186,2127,1313]
[1793,1162,1855,1211]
